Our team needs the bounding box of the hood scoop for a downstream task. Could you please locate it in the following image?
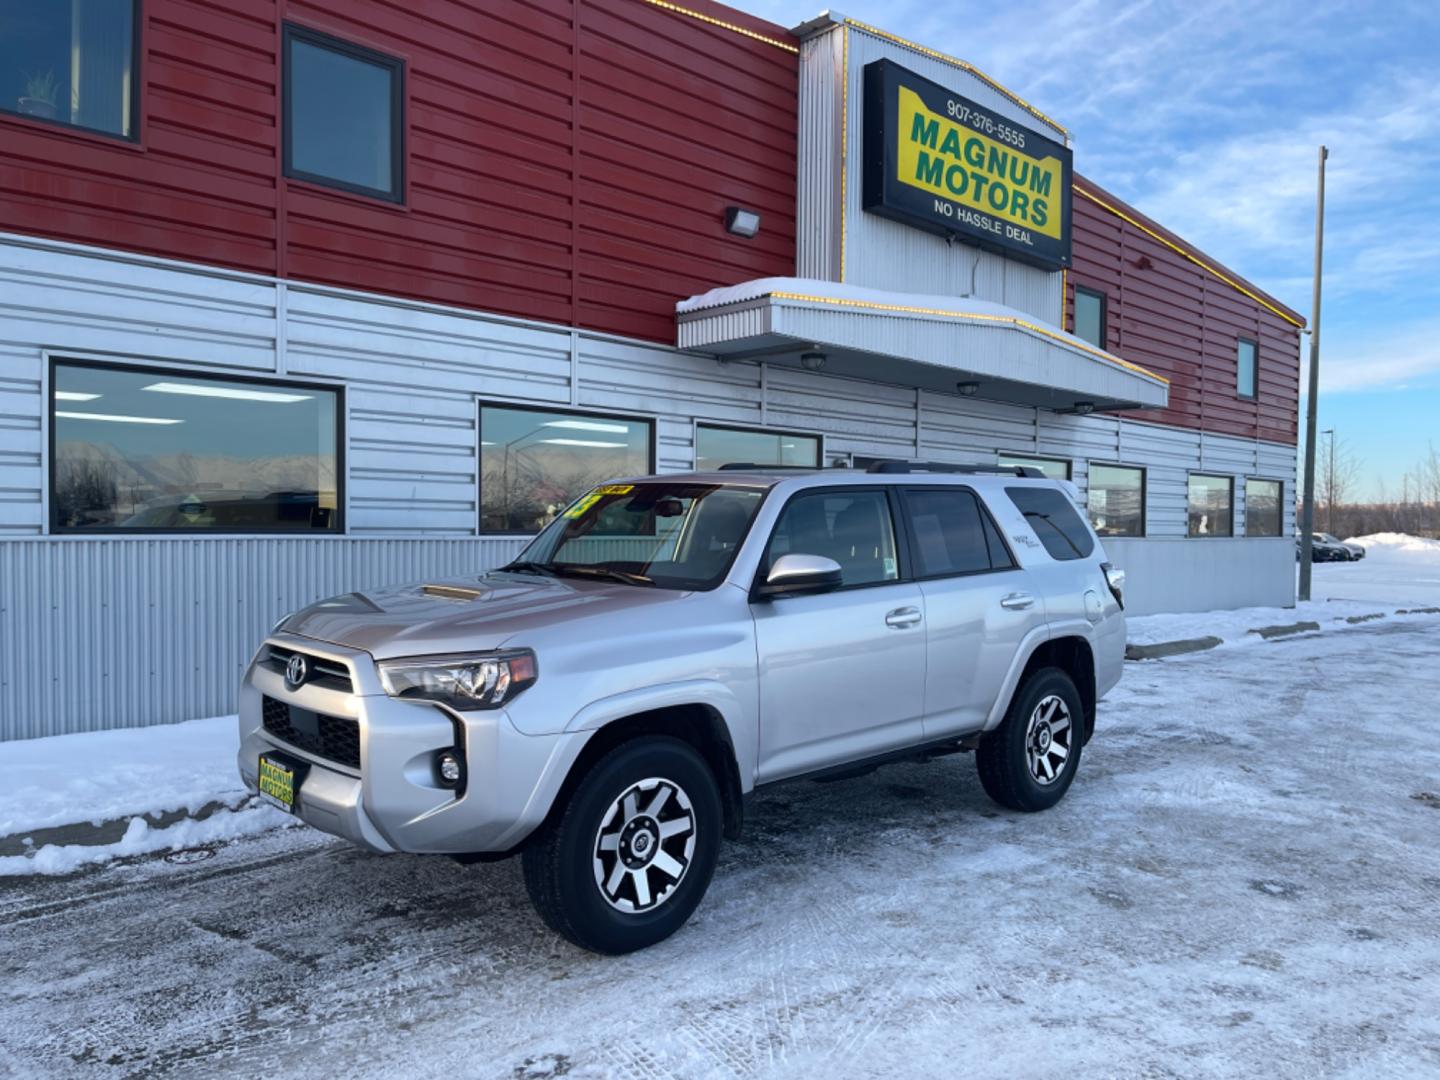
[421,583,487,602]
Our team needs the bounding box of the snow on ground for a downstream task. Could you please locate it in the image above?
[1308,532,1440,607]
[2,612,1438,1077]
[0,715,292,876]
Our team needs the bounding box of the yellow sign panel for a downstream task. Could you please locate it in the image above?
[594,484,635,495]
[895,85,1063,240]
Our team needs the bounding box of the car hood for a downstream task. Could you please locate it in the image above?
[280,572,695,659]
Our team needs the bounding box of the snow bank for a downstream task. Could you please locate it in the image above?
[1345,532,1440,563]
[0,803,294,876]
[0,714,246,837]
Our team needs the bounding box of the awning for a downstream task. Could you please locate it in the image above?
[676,278,1169,412]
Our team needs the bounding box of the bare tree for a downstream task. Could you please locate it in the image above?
[1318,434,1364,532]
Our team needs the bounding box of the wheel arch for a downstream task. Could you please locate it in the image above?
[546,704,746,842]
[995,634,1098,742]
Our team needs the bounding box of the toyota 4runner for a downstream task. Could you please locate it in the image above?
[238,461,1126,953]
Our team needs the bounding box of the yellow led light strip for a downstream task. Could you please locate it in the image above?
[639,0,799,53]
[844,19,1068,138]
[1074,186,1305,329]
[767,290,1170,384]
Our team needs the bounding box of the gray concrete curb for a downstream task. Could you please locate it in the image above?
[0,794,257,859]
[1126,602,1439,663]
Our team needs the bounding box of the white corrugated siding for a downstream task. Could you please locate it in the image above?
[0,235,1296,739]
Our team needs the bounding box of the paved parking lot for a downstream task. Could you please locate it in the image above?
[3,615,1439,1078]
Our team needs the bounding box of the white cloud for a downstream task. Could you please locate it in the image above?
[1305,321,1440,394]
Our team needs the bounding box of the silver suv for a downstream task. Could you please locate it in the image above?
[238,462,1126,953]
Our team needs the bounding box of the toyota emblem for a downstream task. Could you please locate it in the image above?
[284,652,309,690]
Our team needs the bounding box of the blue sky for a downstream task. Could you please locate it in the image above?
[740,0,1439,500]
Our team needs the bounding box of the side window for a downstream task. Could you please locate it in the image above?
[766,490,899,587]
[1005,486,1095,561]
[903,488,1013,577]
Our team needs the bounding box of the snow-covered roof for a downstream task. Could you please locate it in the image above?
[675,277,1169,413]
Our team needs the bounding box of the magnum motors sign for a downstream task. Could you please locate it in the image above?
[862,59,1073,270]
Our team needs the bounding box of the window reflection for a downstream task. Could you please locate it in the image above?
[1087,464,1145,537]
[52,363,339,532]
[479,406,652,532]
[695,425,819,472]
[1245,478,1282,537]
[1188,474,1234,537]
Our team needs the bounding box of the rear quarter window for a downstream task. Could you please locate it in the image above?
[1005,486,1095,561]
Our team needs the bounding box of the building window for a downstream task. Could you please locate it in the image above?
[694,424,820,472]
[999,454,1071,481]
[1246,478,1283,537]
[1237,337,1258,399]
[1073,286,1107,349]
[283,25,404,202]
[479,404,652,533]
[51,361,341,533]
[1,1,138,139]
[1188,473,1234,537]
[1087,464,1145,537]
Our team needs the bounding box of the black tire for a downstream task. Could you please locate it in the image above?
[976,667,1084,812]
[521,736,722,954]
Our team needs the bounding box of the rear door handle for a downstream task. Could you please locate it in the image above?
[1000,592,1035,610]
[885,606,922,628]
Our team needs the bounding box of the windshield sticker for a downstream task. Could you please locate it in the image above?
[595,484,634,495]
[564,493,603,518]
[884,557,897,577]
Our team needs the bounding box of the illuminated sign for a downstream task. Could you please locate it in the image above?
[862,59,1073,270]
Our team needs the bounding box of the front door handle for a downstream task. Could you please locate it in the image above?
[1000,592,1035,610]
[885,606,923,628]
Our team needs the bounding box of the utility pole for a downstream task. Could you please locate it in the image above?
[1298,146,1328,601]
[1323,428,1335,533]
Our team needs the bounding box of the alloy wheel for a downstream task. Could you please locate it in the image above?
[1025,694,1073,785]
[592,777,696,913]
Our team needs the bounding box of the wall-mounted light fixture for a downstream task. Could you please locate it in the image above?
[724,206,761,238]
[800,350,826,372]
[1074,401,1095,415]
[956,380,979,397]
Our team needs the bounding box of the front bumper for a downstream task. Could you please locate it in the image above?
[237,634,588,855]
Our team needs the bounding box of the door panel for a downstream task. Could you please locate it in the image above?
[753,582,927,782]
[751,486,926,783]
[899,487,1048,737]
[918,569,1044,736]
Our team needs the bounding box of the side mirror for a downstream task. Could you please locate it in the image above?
[756,553,844,599]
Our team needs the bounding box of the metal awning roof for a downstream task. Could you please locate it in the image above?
[676,278,1169,413]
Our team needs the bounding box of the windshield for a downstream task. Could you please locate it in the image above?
[504,482,768,590]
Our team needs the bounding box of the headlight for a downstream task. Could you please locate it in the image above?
[377,650,537,710]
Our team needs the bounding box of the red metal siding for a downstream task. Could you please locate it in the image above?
[1068,176,1302,444]
[0,0,797,343]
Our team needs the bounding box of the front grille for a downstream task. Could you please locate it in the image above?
[263,646,353,692]
[262,695,361,769]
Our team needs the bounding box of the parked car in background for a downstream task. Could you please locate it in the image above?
[237,461,1127,953]
[1327,534,1366,561]
[1301,533,1353,562]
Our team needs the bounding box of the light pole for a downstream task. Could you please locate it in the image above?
[1298,146,1328,601]
[1322,428,1335,534]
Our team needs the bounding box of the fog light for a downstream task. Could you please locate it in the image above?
[437,750,463,786]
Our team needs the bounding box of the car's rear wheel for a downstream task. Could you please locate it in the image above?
[976,667,1083,812]
[521,736,722,954]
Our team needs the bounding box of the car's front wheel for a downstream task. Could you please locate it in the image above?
[976,667,1084,812]
[521,736,722,954]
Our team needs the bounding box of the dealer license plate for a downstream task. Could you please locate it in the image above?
[258,752,303,813]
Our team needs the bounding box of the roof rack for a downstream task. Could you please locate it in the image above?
[716,462,822,471]
[864,460,1046,478]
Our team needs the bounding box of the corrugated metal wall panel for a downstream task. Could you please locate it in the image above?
[0,537,531,739]
[796,29,843,280]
